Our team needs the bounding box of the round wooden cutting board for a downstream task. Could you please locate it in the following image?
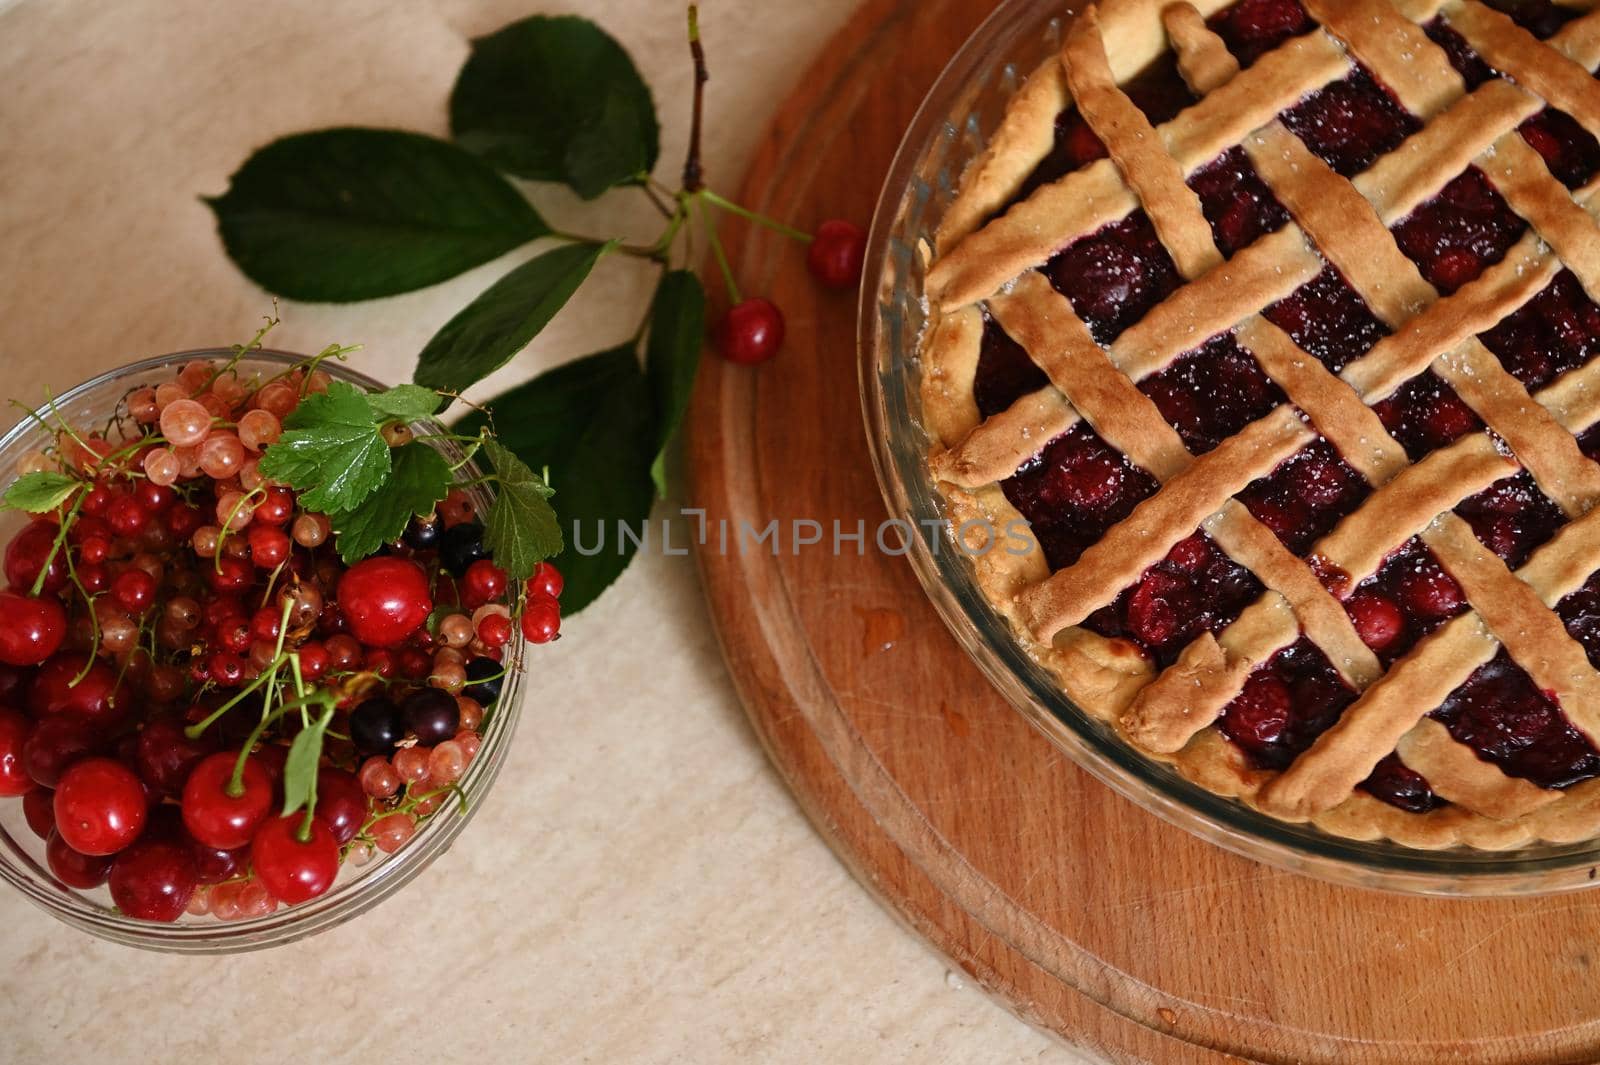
[686,1,1600,1061]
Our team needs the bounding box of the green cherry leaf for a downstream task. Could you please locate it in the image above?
[281,706,335,817]
[413,240,614,395]
[328,441,452,563]
[449,16,660,198]
[456,347,654,613]
[205,128,548,302]
[365,383,442,423]
[257,380,390,513]
[480,437,561,580]
[643,271,706,496]
[2,471,79,513]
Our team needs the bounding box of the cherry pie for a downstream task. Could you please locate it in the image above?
[921,0,1600,848]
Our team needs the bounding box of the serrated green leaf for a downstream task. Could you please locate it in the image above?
[329,442,452,563]
[258,380,390,513]
[449,16,659,198]
[480,437,561,580]
[457,347,654,612]
[644,271,706,496]
[413,240,613,395]
[206,128,548,302]
[2,471,79,513]
[366,383,442,423]
[282,707,335,817]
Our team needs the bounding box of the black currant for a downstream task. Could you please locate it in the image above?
[403,514,441,550]
[402,688,460,746]
[349,697,405,756]
[438,522,488,577]
[463,657,503,705]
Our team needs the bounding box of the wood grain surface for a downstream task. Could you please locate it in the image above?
[685,0,1600,1061]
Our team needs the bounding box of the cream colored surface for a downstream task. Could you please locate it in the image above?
[0,1,1085,1062]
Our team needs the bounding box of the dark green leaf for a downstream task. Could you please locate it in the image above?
[258,380,390,512]
[644,271,706,495]
[282,707,335,817]
[413,240,613,394]
[365,383,442,423]
[480,438,562,579]
[3,471,79,513]
[449,16,659,198]
[206,128,548,302]
[457,347,654,613]
[328,442,452,563]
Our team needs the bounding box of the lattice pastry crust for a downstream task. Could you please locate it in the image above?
[920,0,1600,849]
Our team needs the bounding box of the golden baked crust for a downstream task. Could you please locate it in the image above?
[918,0,1600,849]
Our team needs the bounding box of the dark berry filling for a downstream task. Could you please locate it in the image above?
[974,316,1049,418]
[1360,753,1446,813]
[1431,650,1600,789]
[1339,539,1469,663]
[1001,424,1158,570]
[1217,638,1356,770]
[1519,109,1600,189]
[1138,333,1284,453]
[1372,371,1484,459]
[1237,440,1370,555]
[1186,147,1292,257]
[1391,168,1527,294]
[1578,422,1600,463]
[1425,21,1498,87]
[1479,269,1600,390]
[1481,0,1581,38]
[1282,69,1421,178]
[1082,533,1263,665]
[1263,264,1389,373]
[1454,471,1566,569]
[1046,213,1183,344]
[1206,0,1315,68]
[1558,570,1600,670]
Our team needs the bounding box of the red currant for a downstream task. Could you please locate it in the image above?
[806,219,867,288]
[247,525,290,568]
[251,486,294,527]
[251,814,340,904]
[209,555,253,593]
[53,757,147,855]
[715,298,785,365]
[521,593,561,644]
[47,828,113,889]
[0,707,32,796]
[77,563,109,594]
[477,612,513,650]
[181,751,273,850]
[529,561,563,600]
[337,557,432,647]
[108,838,197,921]
[4,520,67,593]
[297,640,330,680]
[111,569,158,614]
[135,480,174,513]
[462,559,507,605]
[106,495,148,537]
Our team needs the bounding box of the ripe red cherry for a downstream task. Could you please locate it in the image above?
[23,786,55,838]
[1399,567,1464,620]
[529,561,563,600]
[53,757,147,855]
[1223,672,1292,754]
[806,219,867,289]
[715,298,785,365]
[21,714,101,787]
[0,590,66,667]
[135,715,215,796]
[29,653,125,725]
[338,557,432,647]
[182,751,273,850]
[315,768,368,846]
[0,708,33,796]
[520,594,562,644]
[251,814,340,904]
[1345,591,1405,651]
[46,829,113,889]
[108,838,197,921]
[4,520,66,594]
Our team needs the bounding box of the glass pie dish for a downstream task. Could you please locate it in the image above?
[859,0,1600,896]
[0,350,527,950]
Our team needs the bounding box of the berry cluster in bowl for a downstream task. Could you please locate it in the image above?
[0,349,561,925]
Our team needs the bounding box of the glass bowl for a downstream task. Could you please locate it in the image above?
[0,349,527,950]
[858,0,1600,896]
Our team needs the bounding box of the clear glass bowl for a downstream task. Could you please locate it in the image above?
[0,349,527,949]
[858,0,1600,896]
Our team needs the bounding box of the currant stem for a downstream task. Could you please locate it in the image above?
[700,190,813,243]
[30,490,84,598]
[682,4,709,194]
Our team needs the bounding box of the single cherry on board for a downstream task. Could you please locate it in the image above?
[806,219,867,289]
[52,757,147,855]
[251,814,340,904]
[337,557,432,648]
[0,590,66,667]
[181,751,273,851]
[715,298,785,364]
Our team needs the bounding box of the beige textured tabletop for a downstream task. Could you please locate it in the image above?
[0,1,1088,1061]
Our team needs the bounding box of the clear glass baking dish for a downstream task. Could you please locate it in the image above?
[858,0,1600,896]
[0,350,527,949]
